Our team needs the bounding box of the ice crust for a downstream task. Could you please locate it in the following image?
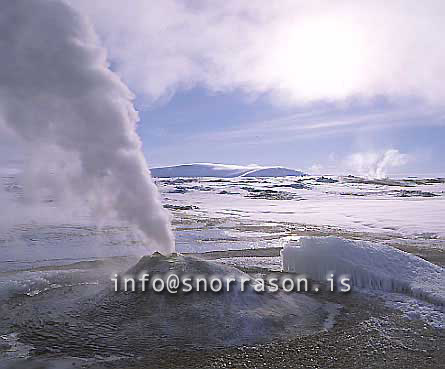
[281,237,445,306]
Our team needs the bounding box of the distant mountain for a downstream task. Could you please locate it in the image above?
[150,163,306,178]
[240,167,305,177]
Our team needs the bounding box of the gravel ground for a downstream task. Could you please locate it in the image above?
[1,244,444,369]
[3,293,445,369]
[76,291,443,369]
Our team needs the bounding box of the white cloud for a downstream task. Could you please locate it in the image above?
[71,0,445,105]
[177,104,444,146]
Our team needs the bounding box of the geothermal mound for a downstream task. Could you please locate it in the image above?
[14,254,331,359]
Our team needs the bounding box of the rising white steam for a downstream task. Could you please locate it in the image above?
[0,0,174,254]
[347,149,408,179]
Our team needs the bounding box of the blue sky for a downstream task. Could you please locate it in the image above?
[2,1,445,178]
[136,87,445,175]
[72,0,444,177]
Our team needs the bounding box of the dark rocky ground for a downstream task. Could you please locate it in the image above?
[13,297,442,369]
[2,274,444,369]
[1,230,444,369]
[79,291,444,369]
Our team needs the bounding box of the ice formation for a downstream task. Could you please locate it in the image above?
[281,237,445,305]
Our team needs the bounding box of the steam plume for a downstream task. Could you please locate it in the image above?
[0,0,174,254]
[347,149,408,179]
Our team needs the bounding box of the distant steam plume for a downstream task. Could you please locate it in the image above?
[0,0,174,254]
[347,149,408,179]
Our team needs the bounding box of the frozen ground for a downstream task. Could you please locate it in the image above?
[160,175,445,239]
[1,173,444,301]
[0,172,444,367]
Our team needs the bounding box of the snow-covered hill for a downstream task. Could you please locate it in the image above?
[241,167,305,177]
[150,163,306,178]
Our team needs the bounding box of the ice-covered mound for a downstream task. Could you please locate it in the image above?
[150,163,305,178]
[281,237,445,306]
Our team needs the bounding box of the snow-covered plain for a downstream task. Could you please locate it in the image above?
[159,174,445,239]
[1,171,444,269]
[157,171,445,326]
[0,169,444,333]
